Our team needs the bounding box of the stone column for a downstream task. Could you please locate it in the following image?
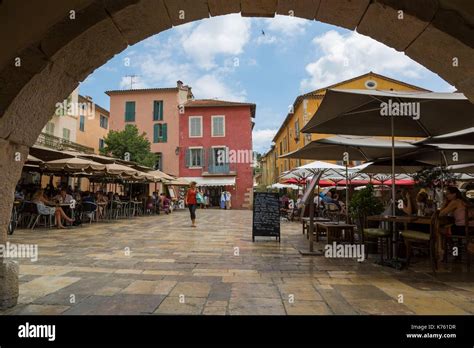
[0,138,28,309]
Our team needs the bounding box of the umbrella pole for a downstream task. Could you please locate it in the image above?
[391,114,397,258]
[345,162,349,223]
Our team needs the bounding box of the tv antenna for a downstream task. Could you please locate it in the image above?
[125,74,140,89]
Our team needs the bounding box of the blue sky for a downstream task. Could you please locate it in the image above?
[80,14,455,154]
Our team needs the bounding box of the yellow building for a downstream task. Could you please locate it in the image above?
[271,72,430,179]
[75,95,110,154]
[260,145,277,187]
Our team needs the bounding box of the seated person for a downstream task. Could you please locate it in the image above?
[440,186,474,235]
[53,188,74,204]
[160,193,171,214]
[32,189,75,229]
[82,191,95,203]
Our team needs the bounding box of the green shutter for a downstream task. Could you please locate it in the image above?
[185,148,190,167]
[125,101,135,122]
[162,123,167,142]
[153,101,163,121]
[153,124,159,143]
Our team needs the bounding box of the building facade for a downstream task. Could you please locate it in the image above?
[270,72,430,180]
[106,81,193,175]
[75,95,110,154]
[179,99,256,209]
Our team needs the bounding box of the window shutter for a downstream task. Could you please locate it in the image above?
[153,124,159,143]
[162,123,167,142]
[159,101,163,120]
[185,148,190,167]
[125,101,135,122]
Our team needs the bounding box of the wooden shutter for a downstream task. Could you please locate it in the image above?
[125,101,135,122]
[153,124,159,143]
[185,148,190,167]
[162,123,167,142]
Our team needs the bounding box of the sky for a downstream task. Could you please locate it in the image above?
[80,14,455,154]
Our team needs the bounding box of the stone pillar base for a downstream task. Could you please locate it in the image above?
[0,260,19,309]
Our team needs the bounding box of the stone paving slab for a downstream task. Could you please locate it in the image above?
[1,209,473,315]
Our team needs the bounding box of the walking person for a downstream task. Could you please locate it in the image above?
[186,181,198,227]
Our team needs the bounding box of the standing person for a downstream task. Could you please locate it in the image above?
[186,182,198,227]
[225,190,232,210]
[220,190,226,209]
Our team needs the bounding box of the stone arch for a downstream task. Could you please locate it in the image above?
[0,0,473,307]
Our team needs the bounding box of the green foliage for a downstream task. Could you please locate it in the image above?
[349,185,384,219]
[100,125,157,168]
[414,167,456,189]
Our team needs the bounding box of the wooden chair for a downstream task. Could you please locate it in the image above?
[401,211,439,273]
[358,215,391,262]
[445,206,474,271]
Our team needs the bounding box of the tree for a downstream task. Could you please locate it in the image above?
[100,125,157,168]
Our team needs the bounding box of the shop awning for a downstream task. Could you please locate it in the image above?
[186,177,236,187]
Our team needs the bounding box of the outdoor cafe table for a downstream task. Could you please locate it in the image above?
[302,217,331,237]
[367,214,452,267]
[308,221,356,252]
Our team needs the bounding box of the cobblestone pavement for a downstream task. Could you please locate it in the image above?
[1,209,473,315]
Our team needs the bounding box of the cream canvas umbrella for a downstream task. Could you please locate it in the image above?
[41,157,106,172]
[105,163,137,176]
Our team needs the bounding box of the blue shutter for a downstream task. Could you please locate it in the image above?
[125,101,135,122]
[185,148,190,167]
[162,123,167,142]
[153,124,159,143]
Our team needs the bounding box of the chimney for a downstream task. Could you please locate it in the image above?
[177,80,184,89]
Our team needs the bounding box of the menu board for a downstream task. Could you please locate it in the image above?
[252,192,280,242]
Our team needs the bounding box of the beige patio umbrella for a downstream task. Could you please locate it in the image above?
[165,177,190,186]
[147,170,175,181]
[41,157,106,172]
[105,163,137,176]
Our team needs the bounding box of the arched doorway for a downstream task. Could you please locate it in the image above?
[0,0,473,308]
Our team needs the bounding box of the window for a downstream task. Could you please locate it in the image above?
[212,115,225,137]
[79,115,85,132]
[279,141,283,155]
[294,120,300,141]
[153,123,168,143]
[189,116,202,137]
[99,138,105,150]
[45,122,55,135]
[125,101,135,122]
[283,136,287,153]
[155,153,163,171]
[365,80,378,89]
[153,100,163,121]
[187,148,203,167]
[100,114,108,129]
[62,128,70,140]
[211,147,227,165]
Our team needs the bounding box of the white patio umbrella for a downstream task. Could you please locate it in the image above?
[41,157,106,172]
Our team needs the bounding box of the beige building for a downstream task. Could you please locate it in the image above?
[75,95,110,154]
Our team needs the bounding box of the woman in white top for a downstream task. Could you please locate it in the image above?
[32,189,74,229]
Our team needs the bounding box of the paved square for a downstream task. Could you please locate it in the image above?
[2,209,473,315]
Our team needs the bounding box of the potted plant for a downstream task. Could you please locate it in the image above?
[349,185,385,252]
[349,185,384,221]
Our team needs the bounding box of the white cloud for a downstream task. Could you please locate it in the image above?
[254,15,308,46]
[193,74,247,101]
[119,75,148,89]
[180,14,251,70]
[255,35,277,45]
[300,30,428,92]
[253,129,277,153]
[265,15,308,36]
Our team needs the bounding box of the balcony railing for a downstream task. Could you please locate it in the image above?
[208,163,230,174]
[36,132,95,154]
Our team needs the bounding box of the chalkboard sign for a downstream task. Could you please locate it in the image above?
[252,192,280,242]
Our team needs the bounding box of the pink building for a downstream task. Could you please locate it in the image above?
[179,99,256,209]
[106,81,193,175]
